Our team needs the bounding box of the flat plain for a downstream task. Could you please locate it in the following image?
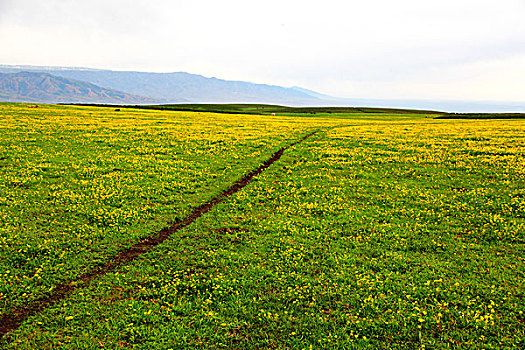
[0,103,523,349]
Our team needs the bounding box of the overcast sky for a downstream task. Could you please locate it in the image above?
[1,0,524,103]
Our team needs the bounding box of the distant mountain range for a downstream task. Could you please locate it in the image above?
[0,65,323,105]
[0,65,523,112]
[0,71,158,104]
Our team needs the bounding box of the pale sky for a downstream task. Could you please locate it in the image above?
[1,0,525,103]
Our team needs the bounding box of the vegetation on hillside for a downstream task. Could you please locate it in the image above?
[435,113,525,119]
[74,103,442,116]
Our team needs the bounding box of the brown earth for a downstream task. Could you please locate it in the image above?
[0,131,318,339]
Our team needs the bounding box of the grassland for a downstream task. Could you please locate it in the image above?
[435,113,525,119]
[76,103,441,116]
[0,103,524,349]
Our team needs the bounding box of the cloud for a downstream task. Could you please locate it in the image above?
[0,0,524,102]
[0,0,15,21]
[2,0,154,34]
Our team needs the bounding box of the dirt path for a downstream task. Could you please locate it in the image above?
[0,130,319,340]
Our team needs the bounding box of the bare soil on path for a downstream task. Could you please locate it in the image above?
[0,131,319,339]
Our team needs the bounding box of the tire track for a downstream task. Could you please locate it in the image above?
[0,130,318,340]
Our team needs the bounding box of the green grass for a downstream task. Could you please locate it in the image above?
[73,103,443,116]
[436,113,525,119]
[0,103,342,317]
[1,103,524,349]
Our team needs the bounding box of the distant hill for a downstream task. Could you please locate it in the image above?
[0,71,158,104]
[290,86,336,100]
[435,113,525,119]
[103,103,440,115]
[0,65,322,105]
[1,65,523,112]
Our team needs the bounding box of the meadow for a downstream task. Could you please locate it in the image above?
[0,103,523,349]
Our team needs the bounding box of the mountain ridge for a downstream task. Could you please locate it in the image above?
[0,65,322,105]
[0,71,159,104]
[1,65,524,112]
